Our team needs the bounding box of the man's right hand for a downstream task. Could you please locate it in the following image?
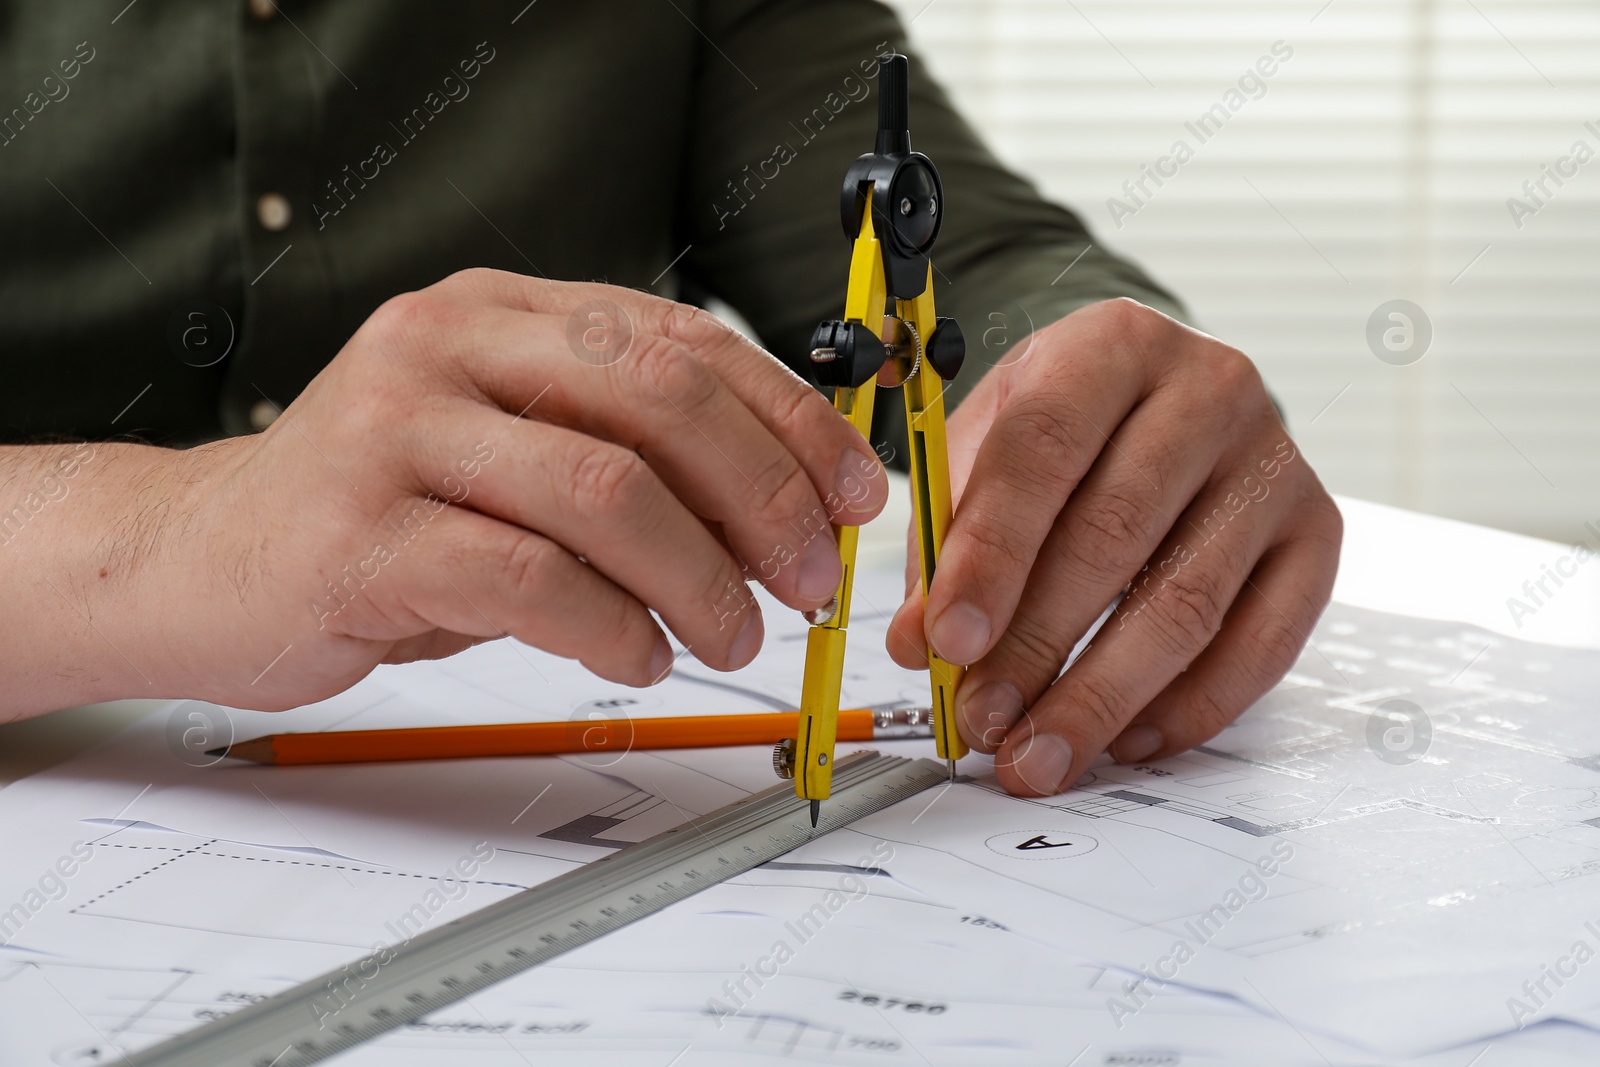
[6,269,888,718]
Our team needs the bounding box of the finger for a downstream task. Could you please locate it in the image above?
[990,477,1284,797]
[887,377,995,671]
[458,303,858,614]
[378,505,671,687]
[887,512,928,669]
[656,302,892,524]
[887,596,931,671]
[458,269,890,520]
[921,300,1171,668]
[951,385,1237,753]
[1109,506,1341,764]
[518,271,890,519]
[432,410,764,672]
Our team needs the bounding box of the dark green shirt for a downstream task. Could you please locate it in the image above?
[0,0,1181,448]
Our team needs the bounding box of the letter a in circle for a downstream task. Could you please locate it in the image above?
[1015,835,1074,850]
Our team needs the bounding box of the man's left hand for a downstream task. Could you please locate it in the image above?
[887,298,1342,796]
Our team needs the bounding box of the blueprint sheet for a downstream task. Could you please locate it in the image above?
[4,568,1600,1063]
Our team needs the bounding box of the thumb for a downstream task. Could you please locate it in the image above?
[887,514,928,668]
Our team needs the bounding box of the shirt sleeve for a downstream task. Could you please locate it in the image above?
[676,0,1188,425]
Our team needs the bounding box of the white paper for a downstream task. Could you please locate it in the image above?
[6,570,1600,1062]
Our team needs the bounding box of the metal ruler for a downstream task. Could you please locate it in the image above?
[128,751,946,1067]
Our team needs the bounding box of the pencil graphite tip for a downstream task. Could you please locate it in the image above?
[205,746,227,758]
[809,800,820,828]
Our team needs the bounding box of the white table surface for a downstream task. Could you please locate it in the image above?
[3,486,1595,787]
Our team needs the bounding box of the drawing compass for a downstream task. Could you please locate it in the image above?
[772,53,969,826]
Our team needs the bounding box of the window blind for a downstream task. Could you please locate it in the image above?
[886,0,1600,542]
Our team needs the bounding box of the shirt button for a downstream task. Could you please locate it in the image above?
[247,0,278,20]
[249,399,282,431]
[256,192,292,232]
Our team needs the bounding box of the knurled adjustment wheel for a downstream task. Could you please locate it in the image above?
[772,738,797,780]
[925,316,966,381]
[808,319,886,389]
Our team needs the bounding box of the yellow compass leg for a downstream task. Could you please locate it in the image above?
[794,210,886,805]
[898,268,968,765]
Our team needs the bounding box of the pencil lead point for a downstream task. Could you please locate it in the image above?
[947,758,956,783]
[206,747,228,758]
[809,800,820,828]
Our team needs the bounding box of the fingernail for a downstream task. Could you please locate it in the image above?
[957,681,1023,752]
[648,637,675,684]
[1112,725,1162,763]
[833,450,887,516]
[1010,731,1075,796]
[797,535,842,604]
[929,601,991,665]
[728,608,764,668]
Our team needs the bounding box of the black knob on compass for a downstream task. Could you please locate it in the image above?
[807,320,886,389]
[925,317,966,381]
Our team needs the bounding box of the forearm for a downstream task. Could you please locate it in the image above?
[0,441,191,722]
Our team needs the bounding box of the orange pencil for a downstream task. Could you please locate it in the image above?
[208,707,934,766]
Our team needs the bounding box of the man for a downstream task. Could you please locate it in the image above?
[0,1,1340,798]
